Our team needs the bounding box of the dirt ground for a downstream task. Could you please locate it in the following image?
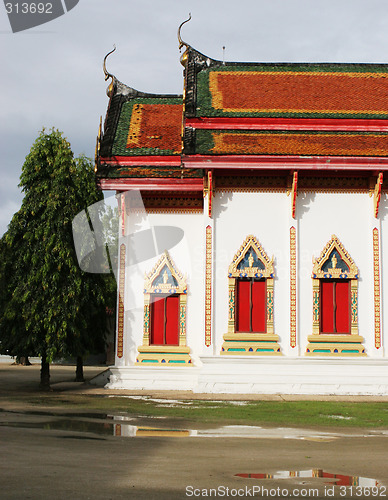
[0,363,387,499]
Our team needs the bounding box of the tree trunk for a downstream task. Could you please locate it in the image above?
[75,356,85,382]
[39,353,50,390]
[17,356,31,366]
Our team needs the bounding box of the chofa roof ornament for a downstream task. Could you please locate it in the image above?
[178,13,191,66]
[103,45,116,97]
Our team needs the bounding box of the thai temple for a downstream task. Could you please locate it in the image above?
[95,18,388,394]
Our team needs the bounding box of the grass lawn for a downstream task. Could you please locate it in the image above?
[9,392,388,429]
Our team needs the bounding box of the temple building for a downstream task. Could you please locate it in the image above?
[95,21,388,394]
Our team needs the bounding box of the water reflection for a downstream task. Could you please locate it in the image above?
[2,411,388,442]
[111,421,352,440]
[235,469,382,487]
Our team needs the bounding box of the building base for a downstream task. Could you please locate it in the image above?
[106,357,388,395]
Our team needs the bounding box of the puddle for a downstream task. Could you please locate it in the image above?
[111,423,388,441]
[0,418,113,436]
[235,469,382,487]
[1,411,388,441]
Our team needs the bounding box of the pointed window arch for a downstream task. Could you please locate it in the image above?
[307,235,365,356]
[137,251,192,365]
[221,235,281,355]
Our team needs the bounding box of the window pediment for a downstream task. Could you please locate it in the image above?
[312,235,358,279]
[144,251,187,294]
[228,235,274,279]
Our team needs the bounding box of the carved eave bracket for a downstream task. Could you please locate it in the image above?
[374,172,383,218]
[203,170,214,218]
[287,171,298,219]
[291,171,298,219]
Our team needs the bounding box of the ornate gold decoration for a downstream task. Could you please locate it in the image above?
[221,235,281,356]
[228,235,274,279]
[137,251,192,365]
[143,251,186,295]
[307,235,365,356]
[178,13,191,66]
[103,45,116,97]
[373,228,381,349]
[205,225,212,347]
[117,244,126,359]
[312,235,358,280]
[290,226,297,348]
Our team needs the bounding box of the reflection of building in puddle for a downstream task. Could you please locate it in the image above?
[110,418,387,443]
[113,419,196,438]
[236,470,381,487]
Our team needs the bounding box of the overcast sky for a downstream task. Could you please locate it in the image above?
[1,0,388,236]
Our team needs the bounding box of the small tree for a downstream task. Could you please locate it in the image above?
[0,129,114,388]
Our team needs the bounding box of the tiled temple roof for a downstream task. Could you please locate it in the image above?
[96,77,205,181]
[96,44,388,184]
[195,63,388,119]
[181,46,388,157]
[99,78,183,158]
[195,130,388,156]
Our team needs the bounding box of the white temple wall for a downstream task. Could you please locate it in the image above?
[213,190,290,355]
[298,192,377,356]
[117,189,388,367]
[121,211,204,366]
[109,189,388,393]
[210,189,386,360]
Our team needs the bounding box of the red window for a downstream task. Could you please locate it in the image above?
[320,280,350,334]
[150,294,179,345]
[236,279,266,333]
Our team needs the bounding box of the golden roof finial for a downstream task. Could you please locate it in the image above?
[178,13,191,50]
[103,45,116,97]
[103,45,116,81]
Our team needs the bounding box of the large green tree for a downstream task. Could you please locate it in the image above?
[0,129,115,388]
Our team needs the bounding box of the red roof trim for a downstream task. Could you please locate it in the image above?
[99,156,181,167]
[185,117,388,132]
[97,178,203,191]
[182,155,388,171]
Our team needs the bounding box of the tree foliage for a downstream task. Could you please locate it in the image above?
[0,129,115,387]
